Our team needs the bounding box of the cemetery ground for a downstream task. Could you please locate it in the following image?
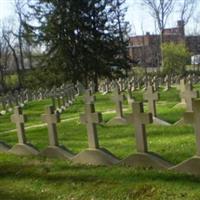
[1,87,200,200]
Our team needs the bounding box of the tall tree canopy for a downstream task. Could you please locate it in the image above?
[24,0,130,87]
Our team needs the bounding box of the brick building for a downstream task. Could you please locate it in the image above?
[128,20,200,68]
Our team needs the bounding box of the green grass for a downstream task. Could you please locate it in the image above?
[1,86,200,200]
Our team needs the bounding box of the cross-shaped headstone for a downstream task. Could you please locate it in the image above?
[51,96,56,109]
[143,85,159,117]
[127,102,153,153]
[180,83,199,111]
[89,81,95,93]
[84,89,95,104]
[80,103,102,149]
[184,99,200,156]
[111,85,125,118]
[105,79,110,93]
[127,83,134,105]
[118,78,124,91]
[179,78,187,103]
[164,75,171,91]
[56,95,62,112]
[11,106,27,144]
[42,106,60,146]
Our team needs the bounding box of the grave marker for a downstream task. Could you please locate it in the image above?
[107,85,127,125]
[9,106,39,155]
[72,101,119,166]
[40,105,74,159]
[180,83,199,112]
[144,86,171,126]
[119,102,172,169]
[80,103,102,149]
[42,106,60,146]
[127,102,152,152]
[144,86,158,117]
[11,106,27,144]
[171,99,200,175]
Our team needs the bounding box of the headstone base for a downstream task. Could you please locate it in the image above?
[103,91,110,95]
[9,143,39,155]
[107,117,127,125]
[174,118,184,126]
[163,87,171,92]
[72,148,119,166]
[153,117,171,126]
[170,156,200,175]
[0,141,10,152]
[127,98,134,105]
[40,145,74,160]
[119,152,172,170]
[173,102,186,109]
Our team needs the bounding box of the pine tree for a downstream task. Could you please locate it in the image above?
[24,0,130,88]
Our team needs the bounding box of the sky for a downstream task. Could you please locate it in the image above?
[0,0,200,35]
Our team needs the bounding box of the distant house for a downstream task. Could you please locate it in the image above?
[128,20,200,68]
[191,55,200,65]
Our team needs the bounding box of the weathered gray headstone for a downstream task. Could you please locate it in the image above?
[107,85,127,125]
[119,102,172,169]
[128,102,152,153]
[9,106,39,155]
[173,79,189,125]
[72,101,119,166]
[144,86,158,117]
[164,75,171,91]
[80,103,102,149]
[76,81,85,95]
[144,86,170,126]
[180,83,199,112]
[40,106,74,159]
[171,99,200,175]
[179,78,187,104]
[84,89,95,104]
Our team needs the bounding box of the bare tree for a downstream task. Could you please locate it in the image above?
[179,0,197,25]
[2,29,22,87]
[0,36,9,92]
[141,0,174,67]
[142,0,174,41]
[14,0,26,71]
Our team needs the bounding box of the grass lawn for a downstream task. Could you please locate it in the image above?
[0,87,200,200]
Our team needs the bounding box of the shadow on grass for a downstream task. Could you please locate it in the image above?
[0,158,200,186]
[0,188,47,200]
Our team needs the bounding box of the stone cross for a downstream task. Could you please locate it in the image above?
[80,103,102,149]
[164,75,171,90]
[67,88,73,104]
[42,106,60,146]
[11,106,27,144]
[143,85,159,117]
[7,95,14,111]
[51,96,56,109]
[111,85,125,118]
[89,81,95,94]
[184,99,200,156]
[118,78,124,91]
[179,79,187,103]
[105,79,110,93]
[1,97,7,111]
[180,83,199,111]
[76,81,85,95]
[153,76,159,90]
[84,89,95,104]
[127,102,153,153]
[127,84,134,105]
[56,95,62,111]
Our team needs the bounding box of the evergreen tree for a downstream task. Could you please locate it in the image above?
[24,0,130,88]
